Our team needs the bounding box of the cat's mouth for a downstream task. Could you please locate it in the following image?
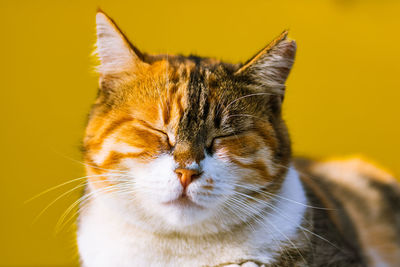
[162,195,204,209]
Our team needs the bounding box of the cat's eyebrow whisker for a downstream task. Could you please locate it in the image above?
[225,114,269,123]
[220,92,273,116]
[214,88,235,121]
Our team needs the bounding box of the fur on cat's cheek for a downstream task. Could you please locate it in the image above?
[213,139,279,189]
[214,147,232,163]
[124,154,182,203]
[197,154,237,199]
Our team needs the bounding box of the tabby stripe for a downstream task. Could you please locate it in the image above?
[134,119,168,136]
[230,158,271,182]
[300,174,347,237]
[100,151,150,169]
[89,117,133,150]
[162,98,171,125]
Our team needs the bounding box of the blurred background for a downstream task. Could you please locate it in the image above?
[1,0,399,266]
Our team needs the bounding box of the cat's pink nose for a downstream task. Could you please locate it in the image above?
[175,168,201,189]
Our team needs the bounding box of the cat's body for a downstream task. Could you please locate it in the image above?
[77,11,400,267]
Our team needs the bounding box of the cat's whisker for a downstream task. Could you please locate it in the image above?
[263,190,335,210]
[232,189,342,251]
[32,181,88,225]
[235,189,311,230]
[53,152,130,174]
[273,162,317,181]
[226,200,292,260]
[24,173,134,204]
[56,190,104,232]
[223,199,258,232]
[227,195,307,263]
[55,184,130,233]
[234,189,314,245]
[226,195,306,263]
[228,181,334,210]
[56,181,142,231]
[34,178,134,227]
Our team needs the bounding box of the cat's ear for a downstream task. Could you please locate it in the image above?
[235,31,296,94]
[95,10,146,75]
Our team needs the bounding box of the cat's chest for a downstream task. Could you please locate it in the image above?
[77,201,276,267]
[79,232,251,267]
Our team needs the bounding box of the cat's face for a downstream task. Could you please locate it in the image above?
[82,12,296,234]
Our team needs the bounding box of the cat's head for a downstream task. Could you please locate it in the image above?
[83,11,296,235]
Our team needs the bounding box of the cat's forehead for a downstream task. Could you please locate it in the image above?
[144,54,240,84]
[123,56,239,119]
[137,57,251,132]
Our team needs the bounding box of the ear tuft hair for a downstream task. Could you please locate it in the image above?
[235,31,297,94]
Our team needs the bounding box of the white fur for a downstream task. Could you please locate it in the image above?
[368,248,390,267]
[78,154,307,267]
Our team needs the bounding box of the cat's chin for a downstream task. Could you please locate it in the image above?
[162,195,204,209]
[158,197,211,228]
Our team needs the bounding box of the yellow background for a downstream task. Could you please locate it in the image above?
[1,0,399,266]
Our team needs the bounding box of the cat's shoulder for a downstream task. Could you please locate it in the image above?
[294,157,400,267]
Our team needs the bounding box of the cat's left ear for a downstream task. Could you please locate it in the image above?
[235,31,296,94]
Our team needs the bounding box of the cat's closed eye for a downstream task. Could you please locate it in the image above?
[207,132,245,153]
[154,129,174,148]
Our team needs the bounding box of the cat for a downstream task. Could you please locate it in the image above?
[77,10,400,267]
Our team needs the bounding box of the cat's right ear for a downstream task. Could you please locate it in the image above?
[95,10,146,75]
[234,31,296,95]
